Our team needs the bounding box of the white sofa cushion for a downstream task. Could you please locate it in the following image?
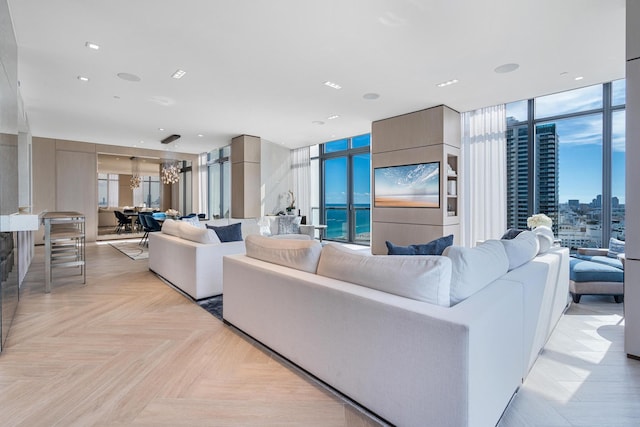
[532,226,554,254]
[178,221,220,244]
[500,230,539,271]
[245,234,322,273]
[161,218,181,236]
[443,240,509,305]
[316,243,453,307]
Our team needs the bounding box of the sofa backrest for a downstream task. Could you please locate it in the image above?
[245,234,322,273]
[317,243,453,307]
[443,240,510,306]
[161,219,220,244]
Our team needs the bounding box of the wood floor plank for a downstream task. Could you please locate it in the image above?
[0,244,384,427]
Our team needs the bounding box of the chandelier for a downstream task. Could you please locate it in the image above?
[161,161,180,184]
[130,157,141,189]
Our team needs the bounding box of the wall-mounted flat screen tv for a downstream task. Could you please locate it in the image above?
[374,162,440,208]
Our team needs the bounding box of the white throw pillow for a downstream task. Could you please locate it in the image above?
[161,218,180,236]
[257,216,272,236]
[532,226,554,254]
[177,221,220,244]
[181,216,203,228]
[443,240,509,305]
[316,243,453,307]
[245,234,323,273]
[500,230,540,270]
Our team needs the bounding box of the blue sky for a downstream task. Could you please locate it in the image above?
[507,80,626,204]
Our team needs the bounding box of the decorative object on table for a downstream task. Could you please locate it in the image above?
[527,213,552,229]
[161,160,180,184]
[526,214,554,254]
[286,189,296,213]
[165,208,180,219]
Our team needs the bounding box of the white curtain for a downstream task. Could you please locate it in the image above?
[290,146,311,219]
[461,105,507,247]
[198,152,208,216]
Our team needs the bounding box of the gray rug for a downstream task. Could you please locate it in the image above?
[109,241,148,260]
[198,295,223,320]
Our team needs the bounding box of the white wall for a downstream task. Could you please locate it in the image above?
[260,140,291,215]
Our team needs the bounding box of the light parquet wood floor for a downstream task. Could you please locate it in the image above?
[3,243,640,427]
[0,243,383,427]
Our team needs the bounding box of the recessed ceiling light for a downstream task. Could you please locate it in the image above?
[327,115,340,120]
[436,79,458,88]
[77,76,89,82]
[171,69,187,79]
[323,81,342,90]
[575,76,584,81]
[197,134,204,138]
[85,41,100,50]
[158,128,165,131]
[117,72,141,82]
[494,63,519,74]
[363,93,380,100]
[139,140,145,144]
[312,121,325,125]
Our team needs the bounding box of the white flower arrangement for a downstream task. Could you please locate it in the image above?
[166,209,180,217]
[527,213,552,229]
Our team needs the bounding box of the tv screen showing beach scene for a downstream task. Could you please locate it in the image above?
[374,162,440,208]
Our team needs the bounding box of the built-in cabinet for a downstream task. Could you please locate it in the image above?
[371,105,461,255]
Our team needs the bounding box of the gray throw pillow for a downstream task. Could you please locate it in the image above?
[277,215,301,235]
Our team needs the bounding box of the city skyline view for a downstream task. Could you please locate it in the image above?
[507,80,626,204]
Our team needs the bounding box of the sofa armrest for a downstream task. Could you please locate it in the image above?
[578,248,609,256]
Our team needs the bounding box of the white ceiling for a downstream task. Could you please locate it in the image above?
[8,0,626,154]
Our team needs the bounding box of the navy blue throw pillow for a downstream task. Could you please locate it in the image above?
[501,228,524,240]
[206,222,243,242]
[386,234,454,256]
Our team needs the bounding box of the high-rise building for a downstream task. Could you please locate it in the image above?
[506,118,530,230]
[536,123,559,233]
[506,120,559,232]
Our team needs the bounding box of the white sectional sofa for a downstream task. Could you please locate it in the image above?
[148,216,314,300]
[222,233,570,427]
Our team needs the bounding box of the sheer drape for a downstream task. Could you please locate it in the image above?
[290,147,311,218]
[461,105,507,247]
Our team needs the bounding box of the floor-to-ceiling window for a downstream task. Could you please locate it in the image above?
[135,176,160,208]
[98,173,119,207]
[320,134,370,244]
[506,80,625,250]
[208,146,231,219]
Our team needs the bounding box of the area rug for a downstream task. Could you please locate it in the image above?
[109,241,148,260]
[198,295,223,321]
